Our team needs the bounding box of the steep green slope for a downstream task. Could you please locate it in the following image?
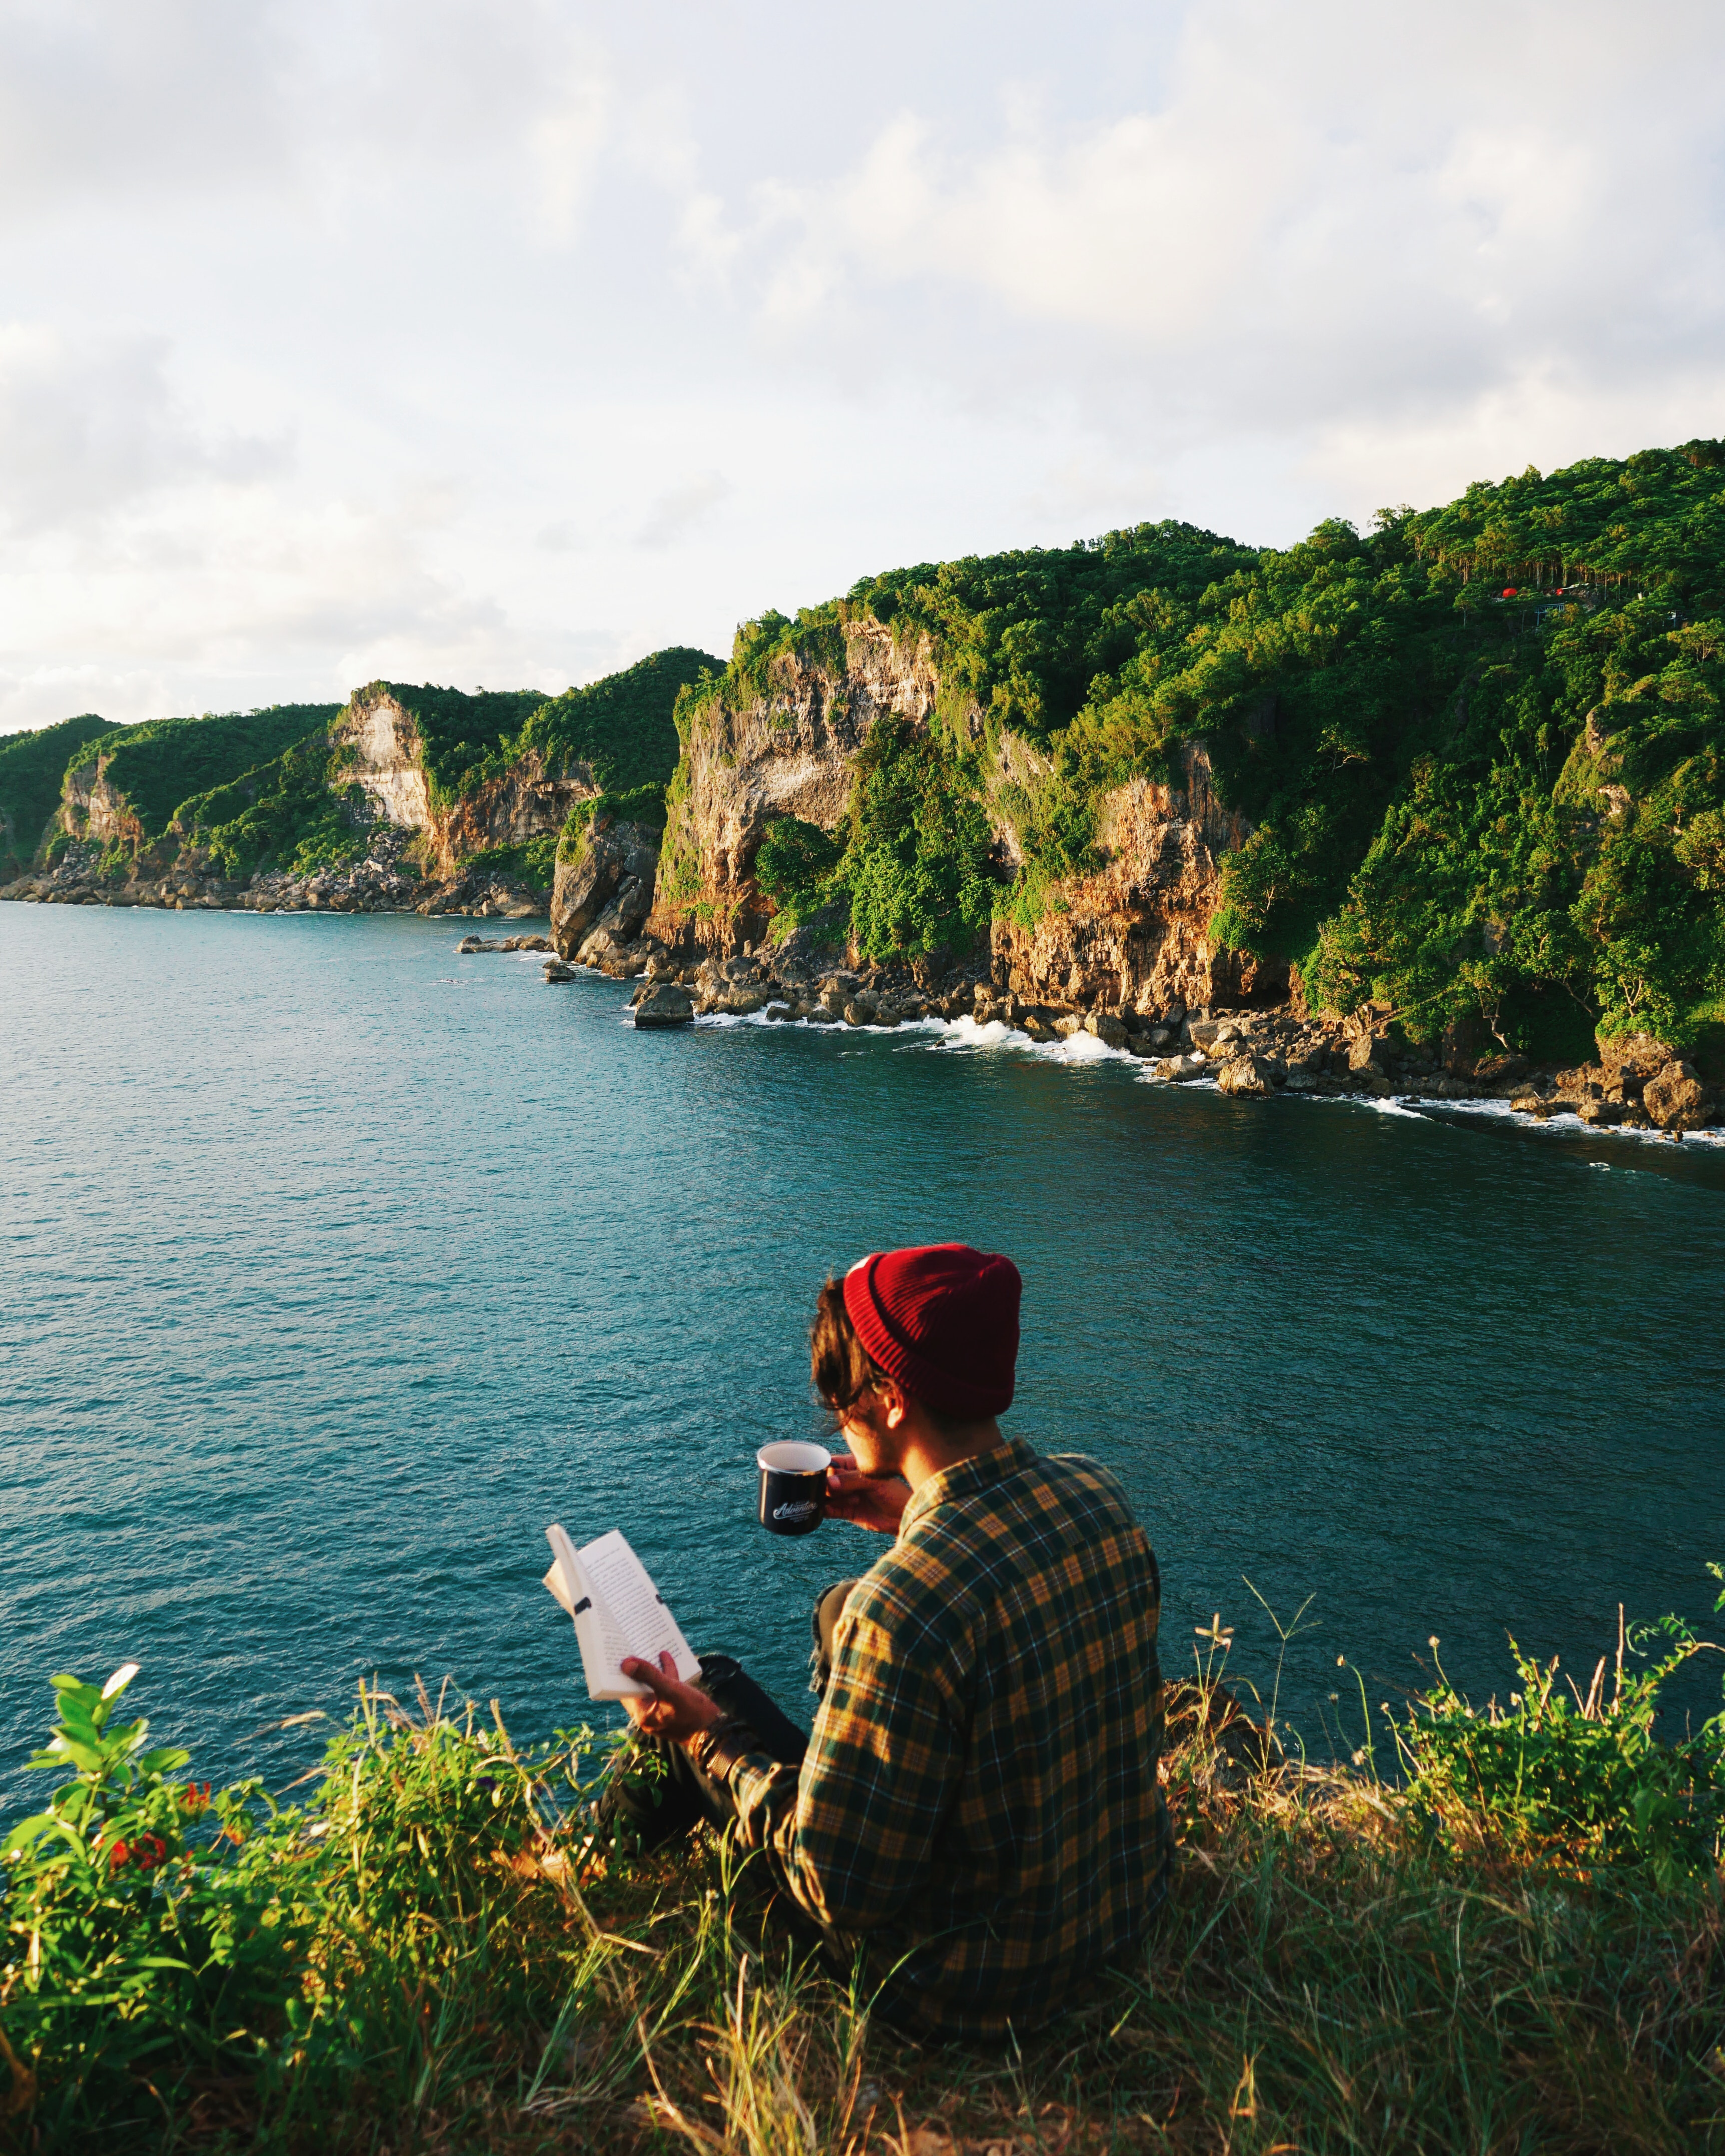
[172,732,362,881]
[0,714,120,875]
[736,442,1725,1051]
[520,645,722,813]
[67,706,341,843]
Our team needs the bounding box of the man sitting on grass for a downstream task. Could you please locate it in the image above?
[605,1241,1173,2038]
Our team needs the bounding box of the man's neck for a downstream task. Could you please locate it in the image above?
[898,1417,1006,1495]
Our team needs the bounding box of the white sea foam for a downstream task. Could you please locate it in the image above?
[673,999,1723,1149]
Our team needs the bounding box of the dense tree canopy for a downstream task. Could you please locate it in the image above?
[728,442,1725,1052]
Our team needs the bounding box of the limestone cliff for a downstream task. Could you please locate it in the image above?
[646,619,1276,1016]
[60,757,150,854]
[646,620,935,952]
[334,688,595,879]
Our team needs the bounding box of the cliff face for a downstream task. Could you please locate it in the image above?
[61,757,149,853]
[551,817,662,962]
[334,689,594,877]
[646,620,937,952]
[993,751,1287,1013]
[647,620,1271,1014]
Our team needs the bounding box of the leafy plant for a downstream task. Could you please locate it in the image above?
[1392,1582,1725,1888]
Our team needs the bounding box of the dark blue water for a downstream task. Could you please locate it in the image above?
[5,905,1723,1810]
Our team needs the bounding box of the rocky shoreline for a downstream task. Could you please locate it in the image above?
[0,828,545,920]
[512,916,1725,1136]
[13,823,1717,1138]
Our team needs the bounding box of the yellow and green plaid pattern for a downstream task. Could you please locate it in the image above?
[729,1438,1171,2036]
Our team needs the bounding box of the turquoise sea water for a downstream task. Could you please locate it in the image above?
[4,904,1724,1808]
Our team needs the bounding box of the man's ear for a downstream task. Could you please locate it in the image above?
[881,1380,911,1431]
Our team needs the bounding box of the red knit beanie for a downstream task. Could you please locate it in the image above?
[842,1243,1022,1420]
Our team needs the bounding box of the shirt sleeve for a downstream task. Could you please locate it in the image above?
[725,1591,964,1936]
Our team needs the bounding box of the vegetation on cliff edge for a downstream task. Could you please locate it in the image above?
[710,441,1725,1054]
[63,707,342,846]
[4,1569,1721,2153]
[0,715,120,878]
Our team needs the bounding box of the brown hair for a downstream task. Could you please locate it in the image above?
[809,1276,964,1434]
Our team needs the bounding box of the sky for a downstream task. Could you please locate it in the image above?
[2,0,1723,734]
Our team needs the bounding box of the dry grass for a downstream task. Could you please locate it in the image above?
[7,1669,1725,2155]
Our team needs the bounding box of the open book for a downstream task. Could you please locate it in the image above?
[543,1524,701,1701]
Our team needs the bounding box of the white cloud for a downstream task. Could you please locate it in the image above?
[634,471,731,550]
[1,0,1723,737]
[0,325,289,533]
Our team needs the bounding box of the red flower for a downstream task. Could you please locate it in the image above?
[1502,586,1518,598]
[134,1834,168,1872]
[109,1840,132,1870]
[180,1782,212,1816]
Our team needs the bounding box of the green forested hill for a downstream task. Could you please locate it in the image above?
[744,440,1725,1054]
[0,713,120,875]
[67,706,343,842]
[173,650,724,881]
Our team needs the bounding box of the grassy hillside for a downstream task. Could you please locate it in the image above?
[0,714,121,875]
[727,442,1725,1051]
[5,1576,1721,2149]
[65,706,341,845]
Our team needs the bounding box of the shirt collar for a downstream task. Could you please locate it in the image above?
[899,1435,1040,1537]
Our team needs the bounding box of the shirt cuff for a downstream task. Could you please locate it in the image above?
[725,1752,800,1841]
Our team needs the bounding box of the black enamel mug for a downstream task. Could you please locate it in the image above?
[757,1441,830,1536]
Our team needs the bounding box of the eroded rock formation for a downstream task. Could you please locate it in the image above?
[335,689,593,879]
[645,618,1279,1016]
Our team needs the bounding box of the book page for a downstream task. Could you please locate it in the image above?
[577,1530,700,1693]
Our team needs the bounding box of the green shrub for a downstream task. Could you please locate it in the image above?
[754,815,844,927]
[1392,1571,1725,1889]
[836,721,1001,962]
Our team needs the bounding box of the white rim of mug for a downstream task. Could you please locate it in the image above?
[757,1441,831,1474]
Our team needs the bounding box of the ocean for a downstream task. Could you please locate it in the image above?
[4,903,1723,1808]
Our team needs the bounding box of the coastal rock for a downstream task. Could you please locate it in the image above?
[1643,1059,1710,1132]
[634,983,694,1029]
[551,818,661,960]
[541,959,577,983]
[1086,1012,1128,1048]
[1597,1031,1676,1086]
[1217,1052,1275,1096]
[1469,1054,1528,1095]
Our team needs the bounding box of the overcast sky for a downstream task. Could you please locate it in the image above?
[2,0,1722,734]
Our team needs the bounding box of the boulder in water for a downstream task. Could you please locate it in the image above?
[635,983,694,1029]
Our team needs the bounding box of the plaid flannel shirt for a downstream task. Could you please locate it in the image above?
[727,1436,1171,2036]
